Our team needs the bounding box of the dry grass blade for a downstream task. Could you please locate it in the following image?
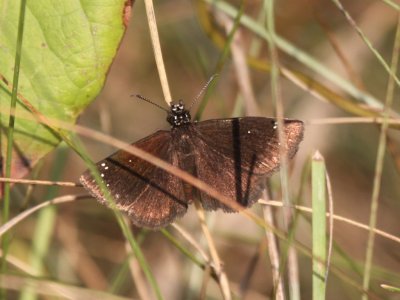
[56,215,108,290]
[216,12,258,115]
[171,223,211,263]
[0,194,88,237]
[262,191,285,300]
[265,2,300,299]
[331,0,400,88]
[247,59,399,121]
[0,274,132,300]
[124,239,154,300]
[362,13,400,299]
[258,200,400,245]
[0,177,79,187]
[315,13,364,90]
[193,199,232,300]
[144,0,172,104]
[238,240,265,297]
[308,117,400,126]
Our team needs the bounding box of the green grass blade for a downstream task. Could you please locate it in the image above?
[19,146,69,300]
[204,0,385,111]
[361,15,400,300]
[1,1,27,294]
[381,284,400,293]
[312,151,327,300]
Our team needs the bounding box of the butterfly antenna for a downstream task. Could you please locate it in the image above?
[132,94,170,113]
[188,74,218,110]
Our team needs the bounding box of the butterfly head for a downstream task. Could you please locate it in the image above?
[167,100,192,128]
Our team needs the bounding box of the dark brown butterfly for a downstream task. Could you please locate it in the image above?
[80,100,304,229]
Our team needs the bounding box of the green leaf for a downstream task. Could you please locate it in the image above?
[0,0,132,178]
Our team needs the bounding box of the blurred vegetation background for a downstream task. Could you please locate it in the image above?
[5,0,400,299]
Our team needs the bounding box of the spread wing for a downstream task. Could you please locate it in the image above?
[189,117,304,211]
[80,130,188,229]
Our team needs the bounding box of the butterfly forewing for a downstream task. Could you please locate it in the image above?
[187,118,304,211]
[80,130,188,229]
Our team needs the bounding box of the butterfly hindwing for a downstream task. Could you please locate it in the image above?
[80,130,188,229]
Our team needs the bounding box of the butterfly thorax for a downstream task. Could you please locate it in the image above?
[167,100,191,128]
